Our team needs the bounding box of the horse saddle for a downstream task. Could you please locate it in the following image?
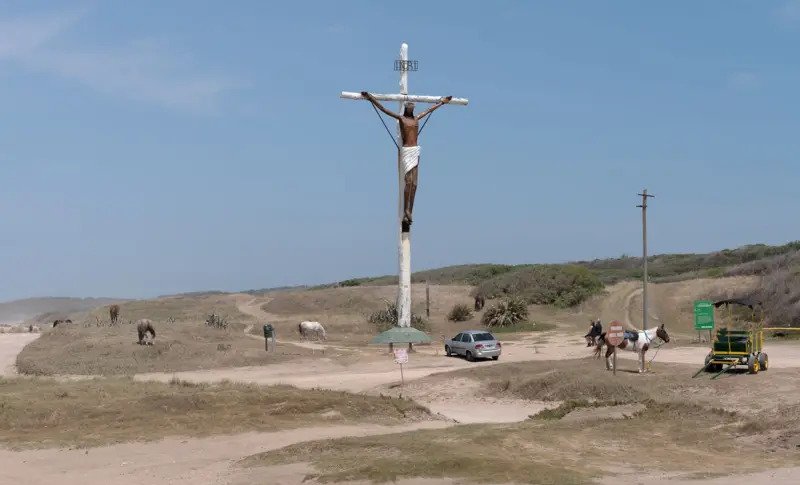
[623,331,639,342]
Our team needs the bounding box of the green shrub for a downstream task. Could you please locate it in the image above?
[447,304,473,322]
[482,298,529,327]
[367,300,429,332]
[476,264,602,308]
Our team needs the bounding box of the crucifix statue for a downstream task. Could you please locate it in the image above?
[360,92,453,231]
[341,43,468,328]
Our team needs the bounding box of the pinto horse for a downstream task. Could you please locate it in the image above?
[594,324,670,373]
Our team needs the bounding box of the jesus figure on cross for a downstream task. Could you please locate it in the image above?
[360,92,453,232]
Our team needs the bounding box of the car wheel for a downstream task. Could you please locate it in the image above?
[492,356,499,361]
[465,351,474,362]
[445,345,452,357]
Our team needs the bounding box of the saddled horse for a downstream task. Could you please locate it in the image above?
[136,319,156,345]
[474,294,486,311]
[298,321,326,341]
[584,319,602,347]
[594,324,670,373]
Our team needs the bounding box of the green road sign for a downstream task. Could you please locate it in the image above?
[694,300,715,330]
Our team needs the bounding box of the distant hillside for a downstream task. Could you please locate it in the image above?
[158,285,308,299]
[328,242,800,288]
[0,297,125,324]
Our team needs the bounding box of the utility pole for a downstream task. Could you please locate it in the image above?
[637,189,655,332]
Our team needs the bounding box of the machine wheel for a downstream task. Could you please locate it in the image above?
[492,356,499,361]
[758,352,769,371]
[748,354,760,374]
[465,351,475,362]
[445,346,452,357]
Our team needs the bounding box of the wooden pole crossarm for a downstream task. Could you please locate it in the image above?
[340,92,469,106]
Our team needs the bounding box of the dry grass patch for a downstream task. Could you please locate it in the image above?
[83,294,254,325]
[240,425,588,484]
[241,399,799,484]
[16,321,314,375]
[0,377,430,449]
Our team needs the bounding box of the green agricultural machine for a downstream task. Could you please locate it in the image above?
[693,298,769,379]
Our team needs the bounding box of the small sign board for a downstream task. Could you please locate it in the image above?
[606,322,625,347]
[694,300,715,330]
[394,348,409,365]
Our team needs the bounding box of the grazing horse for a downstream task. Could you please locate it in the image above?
[474,294,486,311]
[585,319,602,347]
[109,305,120,324]
[298,321,326,341]
[594,324,670,373]
[52,319,72,328]
[136,319,156,345]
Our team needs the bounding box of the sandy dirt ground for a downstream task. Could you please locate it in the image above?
[599,467,800,485]
[0,333,40,376]
[0,422,450,485]
[4,281,800,485]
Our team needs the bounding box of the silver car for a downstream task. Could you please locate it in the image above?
[445,330,501,361]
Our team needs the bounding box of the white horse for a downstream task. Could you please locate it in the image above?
[594,324,670,373]
[298,321,326,341]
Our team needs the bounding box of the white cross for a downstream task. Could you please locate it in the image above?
[340,43,468,328]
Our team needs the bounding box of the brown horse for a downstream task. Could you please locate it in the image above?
[474,294,486,311]
[136,319,156,345]
[109,304,120,324]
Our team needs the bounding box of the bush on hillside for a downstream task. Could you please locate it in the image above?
[205,312,228,329]
[476,264,603,308]
[367,300,429,332]
[578,241,800,284]
[711,250,800,328]
[482,298,529,327]
[447,304,473,322]
[753,252,800,327]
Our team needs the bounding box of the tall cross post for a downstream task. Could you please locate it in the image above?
[341,43,468,327]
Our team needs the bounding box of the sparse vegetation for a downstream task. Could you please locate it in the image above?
[0,377,430,449]
[530,400,598,420]
[16,318,306,376]
[481,298,529,327]
[310,243,800,309]
[706,250,800,327]
[477,265,603,308]
[205,312,228,329]
[367,300,429,332]
[447,303,473,322]
[488,321,554,333]
[240,397,785,485]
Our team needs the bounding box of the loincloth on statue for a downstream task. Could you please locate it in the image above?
[400,146,420,175]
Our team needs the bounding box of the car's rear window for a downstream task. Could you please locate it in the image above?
[473,333,495,341]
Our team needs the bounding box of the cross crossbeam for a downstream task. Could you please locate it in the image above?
[340,92,469,106]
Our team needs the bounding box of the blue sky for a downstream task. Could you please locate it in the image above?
[1,1,799,300]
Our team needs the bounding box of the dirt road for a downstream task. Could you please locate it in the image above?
[0,333,39,376]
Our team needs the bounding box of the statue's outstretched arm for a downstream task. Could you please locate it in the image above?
[361,92,400,120]
[416,96,452,121]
